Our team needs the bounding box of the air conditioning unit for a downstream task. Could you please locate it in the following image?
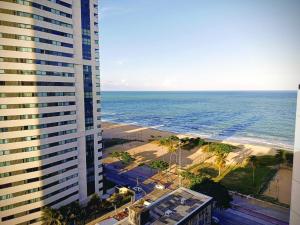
[164,210,173,216]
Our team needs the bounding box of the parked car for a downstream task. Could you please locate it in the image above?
[143,199,153,206]
[133,186,143,192]
[155,183,165,190]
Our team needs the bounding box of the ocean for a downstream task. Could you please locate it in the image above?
[101,91,297,150]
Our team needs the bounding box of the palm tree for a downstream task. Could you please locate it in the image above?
[87,194,102,219]
[275,149,284,165]
[159,136,180,168]
[42,207,63,225]
[149,160,169,179]
[60,201,82,225]
[209,143,233,177]
[248,155,257,185]
[216,154,227,176]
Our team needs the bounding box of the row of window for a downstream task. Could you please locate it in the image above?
[0,92,75,98]
[0,20,73,38]
[0,138,77,155]
[1,0,72,18]
[0,110,76,121]
[0,155,77,178]
[0,33,73,48]
[0,119,76,133]
[86,134,95,196]
[0,164,77,191]
[83,65,94,130]
[1,182,78,211]
[81,0,92,60]
[0,81,74,86]
[0,69,74,77]
[2,190,78,222]
[0,173,78,201]
[0,45,73,58]
[47,0,72,8]
[0,57,74,67]
[0,129,77,144]
[0,146,76,168]
[0,101,75,109]
[0,8,72,28]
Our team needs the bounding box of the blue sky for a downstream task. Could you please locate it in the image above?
[99,0,300,91]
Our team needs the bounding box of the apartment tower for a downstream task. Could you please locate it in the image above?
[0,0,103,224]
[290,85,300,224]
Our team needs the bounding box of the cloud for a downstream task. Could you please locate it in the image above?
[115,59,128,66]
[102,79,130,90]
[100,6,135,19]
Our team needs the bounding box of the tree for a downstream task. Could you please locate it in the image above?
[248,155,257,185]
[159,136,180,169]
[285,152,293,166]
[190,177,232,209]
[180,171,207,186]
[204,143,233,176]
[59,201,81,225]
[181,137,206,150]
[275,150,284,164]
[42,207,64,225]
[149,160,169,178]
[159,136,180,153]
[121,152,135,164]
[87,194,103,219]
[87,194,102,211]
[216,154,227,177]
[110,151,121,159]
[109,193,124,207]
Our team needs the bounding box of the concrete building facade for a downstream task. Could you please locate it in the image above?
[0,0,102,224]
[290,85,300,225]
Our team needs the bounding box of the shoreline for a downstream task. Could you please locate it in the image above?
[102,120,294,151]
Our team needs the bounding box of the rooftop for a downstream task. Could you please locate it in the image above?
[119,187,213,225]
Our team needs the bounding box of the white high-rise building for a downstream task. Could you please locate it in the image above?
[0,0,103,224]
[290,85,300,225]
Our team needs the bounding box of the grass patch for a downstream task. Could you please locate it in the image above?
[221,165,277,195]
[198,167,219,178]
[256,155,280,167]
[220,154,280,195]
[103,138,143,148]
[187,163,219,179]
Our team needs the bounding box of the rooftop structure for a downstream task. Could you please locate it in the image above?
[120,187,213,225]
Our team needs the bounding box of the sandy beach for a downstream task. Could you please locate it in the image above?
[102,121,278,165]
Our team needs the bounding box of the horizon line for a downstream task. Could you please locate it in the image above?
[101,89,297,92]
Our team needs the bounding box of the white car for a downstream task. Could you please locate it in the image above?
[133,186,142,192]
[155,183,165,190]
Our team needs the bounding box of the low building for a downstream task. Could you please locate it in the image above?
[119,187,213,225]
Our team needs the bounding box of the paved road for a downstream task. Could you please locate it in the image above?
[104,164,155,199]
[214,196,289,225]
[214,209,267,225]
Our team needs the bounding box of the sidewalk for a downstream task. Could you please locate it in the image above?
[231,194,290,223]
